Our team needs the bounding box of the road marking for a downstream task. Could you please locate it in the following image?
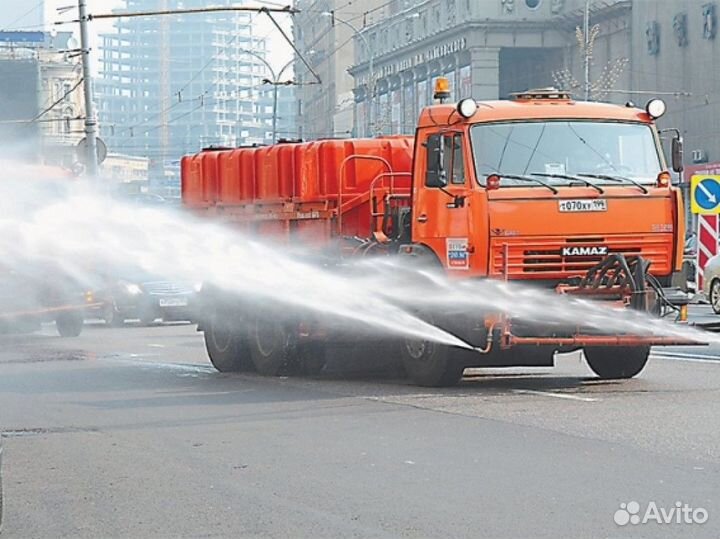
[512,389,599,402]
[148,344,166,348]
[652,352,720,364]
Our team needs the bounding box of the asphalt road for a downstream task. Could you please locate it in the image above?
[0,322,719,538]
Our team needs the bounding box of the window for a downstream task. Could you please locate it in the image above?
[470,121,662,186]
[451,134,465,184]
[425,133,466,186]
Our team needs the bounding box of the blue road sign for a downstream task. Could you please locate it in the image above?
[693,177,720,212]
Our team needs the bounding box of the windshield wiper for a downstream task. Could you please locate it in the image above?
[484,173,559,194]
[577,173,649,194]
[530,172,604,194]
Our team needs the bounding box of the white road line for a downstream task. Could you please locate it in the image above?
[512,389,599,402]
[652,352,720,364]
[148,344,166,348]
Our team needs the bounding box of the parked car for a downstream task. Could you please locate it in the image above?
[0,265,93,337]
[702,252,720,313]
[90,268,200,326]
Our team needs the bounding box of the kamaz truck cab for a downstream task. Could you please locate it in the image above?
[396,85,692,386]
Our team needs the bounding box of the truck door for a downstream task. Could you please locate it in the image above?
[413,132,472,271]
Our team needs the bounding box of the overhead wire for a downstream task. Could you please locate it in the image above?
[2,0,46,30]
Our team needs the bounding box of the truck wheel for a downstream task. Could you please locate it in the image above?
[584,346,650,379]
[56,312,84,338]
[248,317,292,376]
[400,335,464,387]
[297,342,326,376]
[204,312,251,372]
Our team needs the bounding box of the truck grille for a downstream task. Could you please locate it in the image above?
[490,234,672,278]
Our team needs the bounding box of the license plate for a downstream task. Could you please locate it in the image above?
[558,199,608,213]
[159,298,188,307]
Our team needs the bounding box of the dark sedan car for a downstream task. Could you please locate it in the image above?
[91,271,200,326]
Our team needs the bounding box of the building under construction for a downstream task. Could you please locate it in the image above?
[97,0,276,193]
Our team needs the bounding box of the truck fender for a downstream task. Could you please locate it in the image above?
[396,243,444,270]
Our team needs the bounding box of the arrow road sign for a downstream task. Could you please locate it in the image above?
[691,175,720,214]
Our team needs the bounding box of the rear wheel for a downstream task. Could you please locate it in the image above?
[204,311,251,372]
[584,346,650,379]
[296,342,326,376]
[248,317,293,376]
[710,279,720,314]
[56,312,84,338]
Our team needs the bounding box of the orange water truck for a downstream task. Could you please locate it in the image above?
[182,82,697,386]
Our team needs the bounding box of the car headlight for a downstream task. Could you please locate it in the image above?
[125,283,142,295]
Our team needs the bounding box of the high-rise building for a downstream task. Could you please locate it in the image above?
[97,0,274,191]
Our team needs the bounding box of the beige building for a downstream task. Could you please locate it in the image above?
[102,153,149,183]
[293,0,388,139]
[38,43,85,168]
[0,31,85,167]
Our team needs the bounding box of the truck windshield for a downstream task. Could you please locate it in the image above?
[471,121,663,187]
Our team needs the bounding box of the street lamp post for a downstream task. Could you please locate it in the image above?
[321,11,374,136]
[240,49,293,143]
[583,0,591,101]
[265,61,294,144]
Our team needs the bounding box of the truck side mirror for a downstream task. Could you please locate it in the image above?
[425,135,448,188]
[672,136,684,173]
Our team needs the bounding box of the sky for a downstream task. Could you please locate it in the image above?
[22,0,294,75]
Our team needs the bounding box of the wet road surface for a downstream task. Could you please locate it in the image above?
[0,322,719,538]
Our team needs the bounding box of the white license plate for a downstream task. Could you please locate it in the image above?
[159,298,188,307]
[558,199,608,213]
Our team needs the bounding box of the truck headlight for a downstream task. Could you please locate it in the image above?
[646,99,667,119]
[457,98,478,119]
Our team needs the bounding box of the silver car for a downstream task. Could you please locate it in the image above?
[702,253,720,313]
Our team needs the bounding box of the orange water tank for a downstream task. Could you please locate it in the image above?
[218,151,241,205]
[199,150,226,204]
[237,148,256,203]
[183,137,414,209]
[180,155,204,207]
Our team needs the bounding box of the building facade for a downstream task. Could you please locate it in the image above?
[349,0,637,137]
[349,0,720,172]
[97,0,275,190]
[293,0,387,140]
[0,31,84,166]
[102,153,150,184]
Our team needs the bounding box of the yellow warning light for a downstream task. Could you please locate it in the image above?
[679,304,689,322]
[433,77,451,101]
